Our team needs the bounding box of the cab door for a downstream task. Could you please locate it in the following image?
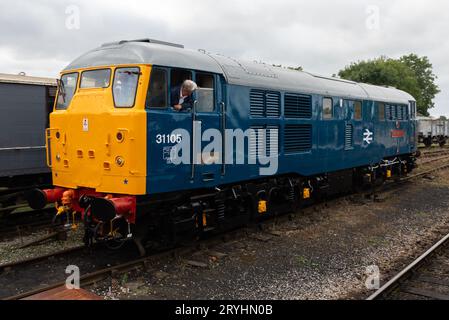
[319,97,338,172]
[146,67,194,194]
[191,73,224,185]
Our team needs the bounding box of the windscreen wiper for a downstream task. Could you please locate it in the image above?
[59,79,66,103]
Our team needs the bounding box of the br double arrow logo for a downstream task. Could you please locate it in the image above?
[363,129,374,145]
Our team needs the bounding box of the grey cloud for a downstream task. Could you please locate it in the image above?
[0,0,447,115]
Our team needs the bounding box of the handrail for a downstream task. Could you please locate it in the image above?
[45,128,55,168]
[221,101,226,176]
[191,100,198,180]
[0,146,45,151]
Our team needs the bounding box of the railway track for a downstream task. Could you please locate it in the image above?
[417,154,449,166]
[371,157,449,197]
[418,145,449,151]
[0,245,86,274]
[367,231,449,300]
[0,221,56,241]
[0,206,56,241]
[2,249,176,300]
[365,158,449,300]
[405,162,449,181]
[2,158,449,300]
[0,227,248,300]
[420,149,449,158]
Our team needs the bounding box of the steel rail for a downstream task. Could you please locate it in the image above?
[367,232,449,300]
[405,163,449,181]
[3,255,160,300]
[2,238,223,300]
[366,161,449,300]
[418,154,449,165]
[0,245,86,274]
[420,149,449,157]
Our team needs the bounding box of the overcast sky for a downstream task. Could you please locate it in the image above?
[0,0,447,116]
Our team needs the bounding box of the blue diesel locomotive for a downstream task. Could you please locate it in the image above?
[27,39,418,251]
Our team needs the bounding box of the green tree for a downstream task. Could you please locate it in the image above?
[400,54,440,113]
[338,55,440,116]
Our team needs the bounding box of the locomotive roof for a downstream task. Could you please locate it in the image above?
[64,40,415,105]
[0,73,57,86]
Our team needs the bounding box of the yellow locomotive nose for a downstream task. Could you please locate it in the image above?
[48,65,149,195]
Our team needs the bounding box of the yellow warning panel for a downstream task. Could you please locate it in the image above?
[48,65,152,195]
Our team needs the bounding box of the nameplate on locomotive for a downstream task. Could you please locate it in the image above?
[391,130,405,138]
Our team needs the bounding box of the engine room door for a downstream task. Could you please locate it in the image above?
[190,73,224,185]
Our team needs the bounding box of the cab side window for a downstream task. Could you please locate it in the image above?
[113,67,140,108]
[195,73,215,112]
[81,69,111,89]
[378,103,385,121]
[146,68,168,109]
[323,98,333,120]
[410,101,416,119]
[170,69,193,107]
[56,73,78,110]
[354,101,362,120]
[171,69,192,88]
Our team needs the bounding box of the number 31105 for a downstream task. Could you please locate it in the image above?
[156,134,182,144]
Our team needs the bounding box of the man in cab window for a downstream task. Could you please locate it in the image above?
[171,80,198,111]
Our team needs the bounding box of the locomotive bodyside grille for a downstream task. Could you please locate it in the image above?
[265,92,280,118]
[385,105,391,120]
[250,90,280,118]
[250,90,265,117]
[249,125,264,160]
[284,124,312,154]
[249,125,279,160]
[397,105,403,120]
[345,124,353,150]
[266,125,279,156]
[284,94,312,119]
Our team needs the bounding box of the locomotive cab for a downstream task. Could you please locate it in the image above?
[38,57,226,248]
[28,37,230,249]
[48,66,149,195]
[31,65,151,246]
